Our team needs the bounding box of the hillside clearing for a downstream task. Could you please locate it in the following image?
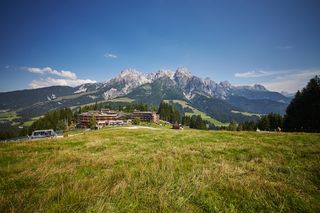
[231,110,262,117]
[107,97,135,103]
[166,99,229,126]
[0,127,319,212]
[22,116,44,127]
[0,111,20,122]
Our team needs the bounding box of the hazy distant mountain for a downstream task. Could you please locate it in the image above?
[0,67,291,125]
[280,91,295,98]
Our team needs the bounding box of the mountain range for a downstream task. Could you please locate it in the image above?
[0,67,292,126]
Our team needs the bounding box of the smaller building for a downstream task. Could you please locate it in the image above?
[132,110,159,123]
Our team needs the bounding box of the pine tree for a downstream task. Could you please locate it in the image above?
[188,115,207,130]
[227,121,238,131]
[284,75,320,132]
[89,115,96,130]
[157,100,180,123]
[267,112,283,130]
[182,115,191,126]
[242,121,257,131]
[258,116,270,130]
[189,115,195,128]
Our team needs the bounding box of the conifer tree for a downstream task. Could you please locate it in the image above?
[284,75,320,132]
[157,100,181,123]
[89,115,96,130]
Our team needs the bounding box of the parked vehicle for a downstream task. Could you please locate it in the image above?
[30,129,57,139]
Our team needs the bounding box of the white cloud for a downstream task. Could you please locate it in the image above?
[235,70,277,78]
[25,66,97,89]
[262,70,320,93]
[104,53,118,59]
[26,67,77,80]
[234,69,319,92]
[29,77,97,89]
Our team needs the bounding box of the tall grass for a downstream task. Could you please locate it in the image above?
[1,127,319,212]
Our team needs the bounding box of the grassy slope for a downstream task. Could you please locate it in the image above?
[0,127,319,212]
[22,116,44,127]
[0,111,20,122]
[231,110,262,117]
[167,100,229,126]
[107,97,135,103]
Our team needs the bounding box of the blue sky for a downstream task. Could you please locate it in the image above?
[0,0,319,92]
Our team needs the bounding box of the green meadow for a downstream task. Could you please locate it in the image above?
[166,100,229,126]
[0,127,319,212]
[0,111,20,122]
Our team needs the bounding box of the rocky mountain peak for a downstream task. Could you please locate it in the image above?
[100,68,153,100]
[174,67,192,78]
[173,67,193,89]
[115,68,151,84]
[154,69,174,79]
[219,81,232,89]
[119,68,142,78]
[203,77,216,85]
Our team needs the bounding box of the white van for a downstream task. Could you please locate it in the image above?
[31,129,57,139]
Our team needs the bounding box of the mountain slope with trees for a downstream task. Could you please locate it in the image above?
[0,67,291,129]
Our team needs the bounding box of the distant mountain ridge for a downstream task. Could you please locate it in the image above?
[0,67,292,125]
[74,67,291,102]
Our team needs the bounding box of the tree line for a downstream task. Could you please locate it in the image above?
[79,101,156,113]
[157,101,210,130]
[29,108,75,133]
[226,75,320,132]
[182,115,208,130]
[284,75,320,132]
[0,108,76,140]
[224,112,284,131]
[157,101,180,124]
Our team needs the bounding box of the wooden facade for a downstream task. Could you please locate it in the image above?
[78,110,159,128]
[78,111,118,128]
[132,111,160,123]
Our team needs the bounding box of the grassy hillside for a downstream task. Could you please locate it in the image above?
[165,99,229,126]
[231,110,262,117]
[0,127,319,212]
[0,111,20,122]
[107,97,135,103]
